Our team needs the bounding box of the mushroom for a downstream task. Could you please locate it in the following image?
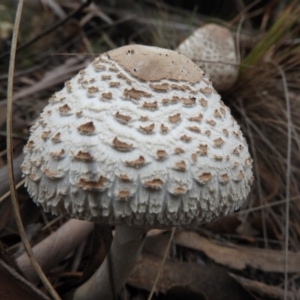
[22,44,253,300]
[176,23,238,91]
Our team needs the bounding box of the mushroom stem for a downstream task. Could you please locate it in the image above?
[73,225,146,300]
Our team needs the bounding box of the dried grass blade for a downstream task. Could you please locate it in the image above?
[6,1,61,299]
[267,61,292,300]
[240,3,298,75]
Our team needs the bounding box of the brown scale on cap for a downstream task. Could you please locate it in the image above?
[77,121,96,135]
[119,174,131,182]
[92,63,106,72]
[49,94,57,104]
[213,137,225,147]
[189,113,203,122]
[118,190,131,200]
[214,155,223,161]
[143,101,158,110]
[182,97,196,106]
[126,156,146,168]
[78,176,107,191]
[174,148,184,154]
[144,178,164,189]
[21,163,30,174]
[26,140,35,149]
[223,128,229,136]
[198,172,213,184]
[206,119,216,126]
[140,123,155,134]
[175,160,187,172]
[65,81,72,93]
[235,170,245,182]
[140,116,148,121]
[43,168,64,179]
[232,147,240,156]
[220,107,226,116]
[160,124,168,133]
[76,111,83,118]
[41,130,51,140]
[232,130,239,138]
[198,144,208,155]
[81,80,89,88]
[214,109,222,118]
[51,132,61,143]
[109,66,118,72]
[101,92,112,100]
[124,88,151,100]
[50,149,65,160]
[220,173,230,184]
[109,81,121,88]
[162,99,170,105]
[174,186,186,195]
[157,150,167,160]
[180,135,192,142]
[115,111,131,123]
[29,173,40,182]
[204,130,211,136]
[113,137,133,152]
[188,126,201,133]
[171,84,187,91]
[169,113,181,124]
[200,98,208,108]
[73,151,93,162]
[101,75,111,81]
[233,161,239,169]
[248,176,254,185]
[244,157,253,167]
[200,86,213,94]
[171,96,180,104]
[117,73,131,84]
[87,86,99,96]
[59,104,72,115]
[150,83,169,92]
[191,152,198,162]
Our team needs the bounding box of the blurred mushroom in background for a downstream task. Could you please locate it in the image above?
[177,23,238,91]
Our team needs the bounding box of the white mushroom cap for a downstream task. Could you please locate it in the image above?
[22,44,253,229]
[176,23,238,91]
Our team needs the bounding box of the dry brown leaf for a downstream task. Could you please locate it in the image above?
[175,231,300,273]
[128,253,253,300]
[230,273,295,300]
[0,259,50,300]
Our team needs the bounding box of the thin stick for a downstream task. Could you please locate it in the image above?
[147,227,176,300]
[6,1,61,299]
[268,61,292,300]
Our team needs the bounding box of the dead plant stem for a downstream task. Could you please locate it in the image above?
[6,1,61,299]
